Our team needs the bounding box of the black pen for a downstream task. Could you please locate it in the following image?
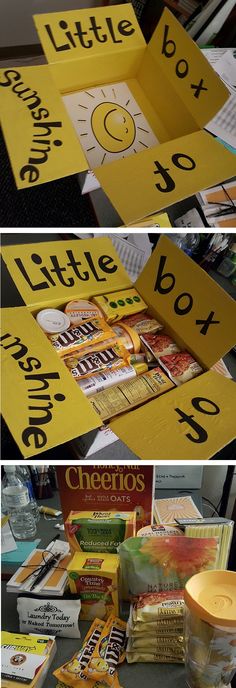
[29,552,61,591]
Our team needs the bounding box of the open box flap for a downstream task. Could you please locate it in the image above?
[135,236,236,369]
[110,371,236,461]
[33,4,145,67]
[0,65,88,189]
[1,238,131,308]
[94,130,236,225]
[0,307,101,459]
[147,8,229,129]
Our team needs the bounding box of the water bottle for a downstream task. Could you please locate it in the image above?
[167,233,200,257]
[2,466,37,540]
[16,466,40,522]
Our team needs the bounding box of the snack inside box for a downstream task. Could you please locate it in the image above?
[1,236,236,460]
[0,3,236,225]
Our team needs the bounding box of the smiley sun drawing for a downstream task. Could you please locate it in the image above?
[63,81,158,168]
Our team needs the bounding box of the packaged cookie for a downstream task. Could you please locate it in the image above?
[132,591,185,624]
[159,352,203,385]
[47,318,115,357]
[126,651,184,663]
[121,312,163,335]
[140,333,180,358]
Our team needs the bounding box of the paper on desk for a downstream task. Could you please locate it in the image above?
[1,515,17,554]
[94,233,152,282]
[1,538,41,563]
[197,179,236,227]
[204,49,236,149]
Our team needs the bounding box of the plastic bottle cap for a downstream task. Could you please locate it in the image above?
[4,465,16,473]
[36,309,70,334]
[184,570,236,627]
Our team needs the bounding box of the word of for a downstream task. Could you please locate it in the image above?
[154,154,196,194]
[175,397,220,443]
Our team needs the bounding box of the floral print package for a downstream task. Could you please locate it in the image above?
[119,536,218,599]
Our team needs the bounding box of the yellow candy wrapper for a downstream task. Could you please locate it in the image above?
[53,618,105,688]
[47,318,115,357]
[84,615,127,686]
[63,343,129,380]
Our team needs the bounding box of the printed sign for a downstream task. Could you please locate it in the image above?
[63,81,158,169]
[135,236,236,369]
[111,371,236,461]
[0,307,100,457]
[1,238,131,307]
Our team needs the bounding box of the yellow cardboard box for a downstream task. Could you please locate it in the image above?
[1,236,236,460]
[0,4,236,224]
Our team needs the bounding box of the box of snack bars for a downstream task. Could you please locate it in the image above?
[1,235,236,460]
[65,509,136,554]
[0,4,235,225]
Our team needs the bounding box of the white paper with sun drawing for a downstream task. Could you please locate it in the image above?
[63,81,158,168]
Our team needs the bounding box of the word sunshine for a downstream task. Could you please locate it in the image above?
[0,69,63,184]
[0,332,65,451]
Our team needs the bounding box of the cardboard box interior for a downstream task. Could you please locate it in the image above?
[1,236,236,460]
[0,4,236,223]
